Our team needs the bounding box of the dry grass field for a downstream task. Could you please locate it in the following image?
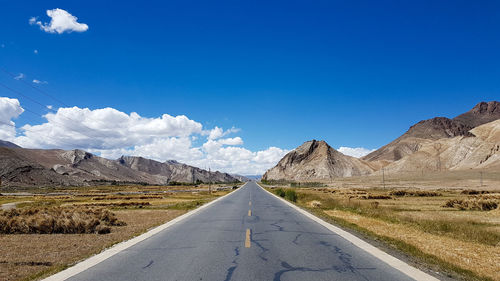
[263,170,500,281]
[0,184,236,281]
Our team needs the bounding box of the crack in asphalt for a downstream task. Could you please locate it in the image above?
[292,233,302,245]
[142,260,154,269]
[223,246,240,281]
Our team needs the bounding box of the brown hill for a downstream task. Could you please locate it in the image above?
[453,101,500,128]
[363,101,499,162]
[0,146,239,188]
[262,140,373,181]
[118,156,238,183]
[0,140,20,148]
[379,119,500,173]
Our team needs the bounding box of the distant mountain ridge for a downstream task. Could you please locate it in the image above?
[0,146,239,187]
[0,140,20,148]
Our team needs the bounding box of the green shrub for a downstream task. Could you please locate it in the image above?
[285,189,297,202]
[275,188,286,197]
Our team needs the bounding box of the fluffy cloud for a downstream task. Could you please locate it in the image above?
[9,104,287,175]
[206,126,240,140]
[338,146,375,158]
[0,97,24,140]
[30,9,88,34]
[15,106,203,149]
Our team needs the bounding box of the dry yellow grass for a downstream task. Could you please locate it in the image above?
[0,185,236,281]
[0,209,185,281]
[264,176,500,281]
[324,209,500,281]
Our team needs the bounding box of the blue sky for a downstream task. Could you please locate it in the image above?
[0,1,499,174]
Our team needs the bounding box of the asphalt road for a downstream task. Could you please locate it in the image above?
[66,182,419,281]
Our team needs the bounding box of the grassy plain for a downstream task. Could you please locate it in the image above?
[0,184,236,281]
[263,170,500,281]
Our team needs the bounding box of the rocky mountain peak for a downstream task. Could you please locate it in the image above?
[405,117,473,139]
[263,140,373,181]
[453,101,500,127]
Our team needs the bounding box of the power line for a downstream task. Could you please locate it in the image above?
[0,88,98,148]
[1,67,70,107]
[0,81,104,139]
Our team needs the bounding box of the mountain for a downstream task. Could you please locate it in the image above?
[262,140,374,181]
[453,101,500,128]
[363,101,499,162]
[379,119,500,173]
[243,175,262,181]
[0,146,239,187]
[0,147,82,187]
[262,101,499,182]
[0,140,20,148]
[230,174,251,182]
[118,156,238,183]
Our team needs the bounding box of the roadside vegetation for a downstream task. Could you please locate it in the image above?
[0,207,125,234]
[0,183,239,281]
[263,183,500,281]
[274,188,297,202]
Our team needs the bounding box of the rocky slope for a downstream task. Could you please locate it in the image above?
[453,101,500,128]
[363,101,499,162]
[263,101,499,182]
[0,146,239,187]
[379,119,500,173]
[262,140,374,181]
[118,156,238,183]
[0,140,20,148]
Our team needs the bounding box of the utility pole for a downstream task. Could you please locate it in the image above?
[208,167,212,194]
[434,143,442,172]
[382,167,386,189]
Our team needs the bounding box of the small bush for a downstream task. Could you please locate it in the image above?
[389,190,441,197]
[285,190,297,202]
[0,207,125,234]
[443,198,498,211]
[461,190,490,195]
[364,195,392,200]
[275,188,286,197]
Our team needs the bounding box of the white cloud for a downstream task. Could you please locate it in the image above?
[34,49,38,54]
[14,73,25,80]
[0,97,24,141]
[338,146,375,158]
[30,9,88,34]
[5,101,287,175]
[33,79,48,84]
[218,137,243,146]
[206,126,240,140]
[15,106,203,149]
[47,105,53,110]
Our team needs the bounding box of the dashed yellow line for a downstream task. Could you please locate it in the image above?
[249,201,252,206]
[248,209,252,216]
[245,228,251,248]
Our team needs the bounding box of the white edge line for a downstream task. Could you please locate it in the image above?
[257,183,439,281]
[42,183,248,281]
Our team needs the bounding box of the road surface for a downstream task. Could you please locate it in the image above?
[64,182,426,281]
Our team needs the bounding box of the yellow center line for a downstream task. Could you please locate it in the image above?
[249,201,252,206]
[248,209,251,216]
[245,228,251,248]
